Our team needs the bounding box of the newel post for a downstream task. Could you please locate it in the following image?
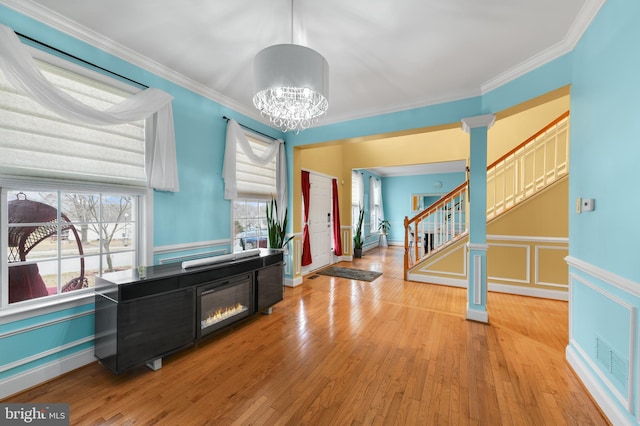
[461,114,495,323]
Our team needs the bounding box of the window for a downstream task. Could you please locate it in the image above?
[370,177,382,232]
[352,170,363,232]
[232,199,268,251]
[0,48,146,307]
[4,189,138,304]
[231,132,277,252]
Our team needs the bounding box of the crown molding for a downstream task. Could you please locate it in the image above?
[2,0,606,128]
[0,0,260,120]
[481,0,606,94]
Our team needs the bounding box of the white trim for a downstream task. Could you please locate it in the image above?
[406,274,467,288]
[488,282,568,301]
[488,234,568,243]
[481,0,606,94]
[0,347,95,400]
[0,0,256,120]
[487,243,530,284]
[568,338,633,416]
[0,310,93,339]
[0,292,94,323]
[285,276,303,287]
[565,256,640,298]
[416,243,467,277]
[153,239,230,255]
[466,304,488,323]
[0,335,94,373]
[0,0,605,127]
[566,345,628,426]
[473,255,482,305]
[461,114,496,133]
[535,245,569,287]
[569,273,636,412]
[467,242,489,251]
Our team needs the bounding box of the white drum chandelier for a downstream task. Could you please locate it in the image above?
[252,1,329,133]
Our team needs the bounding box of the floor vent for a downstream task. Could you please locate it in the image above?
[596,336,628,388]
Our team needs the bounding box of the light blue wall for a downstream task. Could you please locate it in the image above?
[382,172,465,244]
[565,0,640,423]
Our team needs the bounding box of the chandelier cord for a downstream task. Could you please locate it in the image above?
[290,0,294,45]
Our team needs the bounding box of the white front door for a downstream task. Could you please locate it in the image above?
[305,173,332,272]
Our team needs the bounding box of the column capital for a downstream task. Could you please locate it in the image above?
[461,114,496,133]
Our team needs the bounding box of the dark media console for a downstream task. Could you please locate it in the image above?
[94,249,283,374]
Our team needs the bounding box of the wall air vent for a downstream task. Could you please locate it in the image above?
[596,336,628,389]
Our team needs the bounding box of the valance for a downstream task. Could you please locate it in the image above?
[0,24,179,191]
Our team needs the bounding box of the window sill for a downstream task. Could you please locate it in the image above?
[0,290,95,324]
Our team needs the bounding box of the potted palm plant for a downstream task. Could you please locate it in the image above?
[353,207,365,258]
[266,198,293,250]
[378,219,390,235]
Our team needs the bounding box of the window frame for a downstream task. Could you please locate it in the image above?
[230,129,278,253]
[0,44,152,318]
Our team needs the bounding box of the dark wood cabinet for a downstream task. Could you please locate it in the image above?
[94,250,283,373]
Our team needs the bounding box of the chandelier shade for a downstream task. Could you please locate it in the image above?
[253,44,329,133]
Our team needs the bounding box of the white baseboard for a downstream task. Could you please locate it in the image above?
[466,304,489,323]
[0,348,96,400]
[285,276,303,287]
[566,345,626,426]
[488,282,568,301]
[406,274,467,288]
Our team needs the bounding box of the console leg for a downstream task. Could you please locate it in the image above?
[146,358,162,371]
[262,307,273,315]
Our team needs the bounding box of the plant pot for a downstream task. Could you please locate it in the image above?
[354,248,363,258]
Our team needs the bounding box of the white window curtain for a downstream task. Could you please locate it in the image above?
[223,119,287,220]
[352,170,364,208]
[369,176,383,230]
[0,24,179,192]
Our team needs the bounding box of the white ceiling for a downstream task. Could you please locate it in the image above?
[4,0,604,128]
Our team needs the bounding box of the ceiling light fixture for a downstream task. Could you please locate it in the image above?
[252,0,329,133]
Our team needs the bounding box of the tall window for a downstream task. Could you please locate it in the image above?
[370,177,382,232]
[352,170,363,232]
[0,48,145,307]
[231,132,277,252]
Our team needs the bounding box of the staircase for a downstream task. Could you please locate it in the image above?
[404,111,570,280]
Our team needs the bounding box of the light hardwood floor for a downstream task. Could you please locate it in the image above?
[4,247,609,425]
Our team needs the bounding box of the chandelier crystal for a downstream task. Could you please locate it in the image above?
[252,43,329,133]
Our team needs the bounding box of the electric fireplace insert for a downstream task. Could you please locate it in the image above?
[196,273,254,338]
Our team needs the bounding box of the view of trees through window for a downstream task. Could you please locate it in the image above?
[232,199,268,252]
[6,190,137,304]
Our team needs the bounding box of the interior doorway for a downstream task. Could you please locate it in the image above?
[302,172,333,274]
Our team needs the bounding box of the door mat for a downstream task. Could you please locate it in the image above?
[316,267,382,282]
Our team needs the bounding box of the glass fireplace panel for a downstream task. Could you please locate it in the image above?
[197,273,254,338]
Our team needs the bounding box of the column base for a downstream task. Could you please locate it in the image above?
[466,304,489,323]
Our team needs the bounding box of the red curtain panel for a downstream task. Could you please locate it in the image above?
[301,171,312,266]
[332,178,342,256]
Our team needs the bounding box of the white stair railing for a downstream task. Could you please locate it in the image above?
[487,111,569,220]
[403,111,570,279]
[404,182,468,274]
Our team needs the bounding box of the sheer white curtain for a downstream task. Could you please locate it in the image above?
[0,24,179,191]
[369,176,383,229]
[223,119,287,220]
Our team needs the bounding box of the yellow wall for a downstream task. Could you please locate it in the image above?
[487,177,568,237]
[489,92,569,165]
[294,125,470,233]
[292,90,570,235]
